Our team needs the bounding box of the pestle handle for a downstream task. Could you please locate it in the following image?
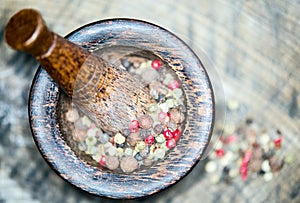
[5,8,91,96]
[5,9,154,133]
[5,8,54,56]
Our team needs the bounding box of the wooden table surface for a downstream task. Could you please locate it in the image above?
[0,0,299,202]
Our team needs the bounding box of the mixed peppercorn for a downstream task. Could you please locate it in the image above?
[64,57,186,173]
[204,100,293,184]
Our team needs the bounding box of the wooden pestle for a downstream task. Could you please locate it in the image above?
[5,9,154,133]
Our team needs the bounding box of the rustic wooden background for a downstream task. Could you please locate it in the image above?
[0,0,299,202]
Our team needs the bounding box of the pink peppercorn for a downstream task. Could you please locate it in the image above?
[163,129,173,140]
[151,59,161,70]
[173,129,181,141]
[144,135,155,145]
[240,164,248,180]
[215,148,225,157]
[242,150,252,164]
[99,155,106,166]
[129,120,139,133]
[239,149,252,180]
[168,80,180,90]
[166,138,176,149]
[225,134,238,144]
[273,137,282,149]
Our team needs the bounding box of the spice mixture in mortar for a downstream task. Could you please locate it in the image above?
[59,53,186,173]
